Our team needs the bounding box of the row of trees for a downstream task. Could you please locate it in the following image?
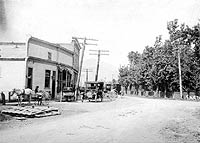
[118,19,200,98]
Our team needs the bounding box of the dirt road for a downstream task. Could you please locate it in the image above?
[1,96,200,143]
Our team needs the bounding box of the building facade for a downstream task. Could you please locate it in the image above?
[0,36,80,99]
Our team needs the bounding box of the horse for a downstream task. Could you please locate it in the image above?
[10,88,34,106]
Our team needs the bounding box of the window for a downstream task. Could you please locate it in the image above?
[45,70,51,88]
[48,52,52,60]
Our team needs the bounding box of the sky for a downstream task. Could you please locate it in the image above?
[0,0,200,82]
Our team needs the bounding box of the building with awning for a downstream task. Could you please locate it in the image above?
[0,36,80,99]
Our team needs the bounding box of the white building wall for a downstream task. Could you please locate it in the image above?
[0,60,26,99]
[0,37,79,100]
[28,42,58,62]
[28,39,74,67]
[58,51,73,66]
[28,61,57,92]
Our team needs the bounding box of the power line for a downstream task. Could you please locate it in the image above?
[82,69,93,82]
[72,37,98,100]
[89,50,109,81]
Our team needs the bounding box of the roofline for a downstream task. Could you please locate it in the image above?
[28,56,73,69]
[57,43,72,46]
[0,37,74,55]
[0,58,25,61]
[0,42,26,45]
[29,37,74,55]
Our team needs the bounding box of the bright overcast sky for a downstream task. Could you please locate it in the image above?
[1,0,200,82]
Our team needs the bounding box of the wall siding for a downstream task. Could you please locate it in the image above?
[29,43,58,62]
[58,51,73,66]
[28,61,57,93]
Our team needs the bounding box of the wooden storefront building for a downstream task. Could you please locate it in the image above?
[0,36,80,99]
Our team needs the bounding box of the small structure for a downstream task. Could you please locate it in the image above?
[0,36,80,100]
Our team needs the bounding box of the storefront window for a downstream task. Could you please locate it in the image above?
[45,70,51,88]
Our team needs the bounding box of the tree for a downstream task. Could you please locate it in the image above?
[119,19,200,98]
[127,51,142,94]
[167,19,199,97]
[118,66,131,94]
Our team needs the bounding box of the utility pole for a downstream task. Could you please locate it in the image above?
[171,28,183,99]
[89,50,109,81]
[73,37,98,101]
[173,44,183,99]
[178,46,183,99]
[83,69,92,82]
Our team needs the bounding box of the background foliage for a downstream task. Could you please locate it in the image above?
[118,19,200,97]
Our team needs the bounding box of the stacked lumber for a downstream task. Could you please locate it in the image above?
[1,106,61,118]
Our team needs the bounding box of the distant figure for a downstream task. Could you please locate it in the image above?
[1,92,6,105]
[35,86,39,93]
[35,86,42,105]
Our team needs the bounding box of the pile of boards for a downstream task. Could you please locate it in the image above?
[1,106,61,118]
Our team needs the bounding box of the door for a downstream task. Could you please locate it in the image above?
[52,71,56,99]
[27,67,33,89]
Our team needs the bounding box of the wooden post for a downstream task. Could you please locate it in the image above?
[73,37,98,101]
[83,68,92,83]
[89,50,109,82]
[86,69,89,82]
[95,50,100,81]
[60,71,63,102]
[178,46,183,99]
[75,38,86,100]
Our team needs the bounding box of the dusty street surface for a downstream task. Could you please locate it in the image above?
[1,96,200,143]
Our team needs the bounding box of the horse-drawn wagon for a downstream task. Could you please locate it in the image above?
[9,88,50,106]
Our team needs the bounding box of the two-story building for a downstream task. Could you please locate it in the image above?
[0,36,80,99]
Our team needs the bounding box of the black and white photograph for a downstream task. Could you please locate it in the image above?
[1,0,200,142]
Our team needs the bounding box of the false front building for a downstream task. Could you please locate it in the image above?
[0,36,80,99]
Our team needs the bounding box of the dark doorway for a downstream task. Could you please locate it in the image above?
[57,70,62,93]
[57,69,67,93]
[52,71,56,99]
[27,67,33,89]
[62,70,66,87]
